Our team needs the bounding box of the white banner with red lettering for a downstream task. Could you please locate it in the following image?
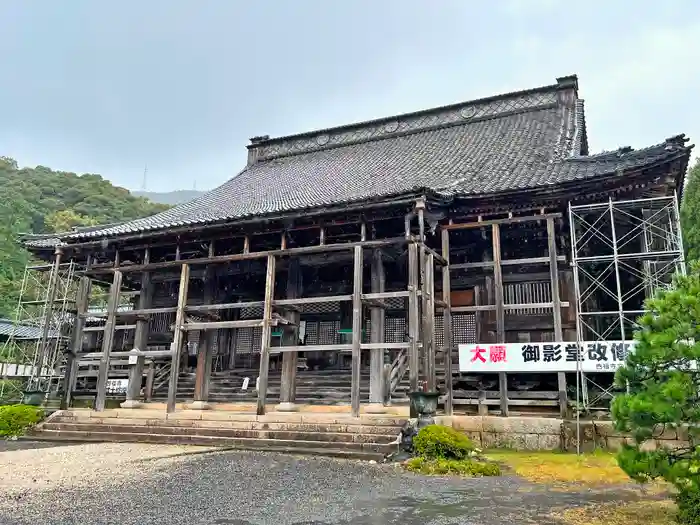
[458,341,636,374]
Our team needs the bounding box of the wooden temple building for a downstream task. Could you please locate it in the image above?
[22,74,693,418]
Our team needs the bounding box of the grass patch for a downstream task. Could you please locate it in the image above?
[485,449,632,485]
[553,500,676,525]
[404,456,501,477]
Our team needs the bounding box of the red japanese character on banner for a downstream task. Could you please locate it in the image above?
[489,345,507,363]
[470,345,487,363]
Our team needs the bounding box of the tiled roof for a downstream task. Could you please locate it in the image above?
[0,318,59,340]
[64,75,691,241]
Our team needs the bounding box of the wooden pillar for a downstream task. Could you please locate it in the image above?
[492,224,508,417]
[425,253,436,390]
[351,245,363,417]
[417,201,427,383]
[166,264,190,413]
[124,253,153,408]
[369,249,385,405]
[441,228,454,415]
[61,276,91,410]
[408,242,420,393]
[548,217,568,418]
[95,270,123,412]
[280,259,301,409]
[193,269,216,408]
[256,254,276,416]
[226,306,240,370]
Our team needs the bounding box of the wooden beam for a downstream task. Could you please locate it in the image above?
[548,216,568,419]
[369,249,385,405]
[194,270,216,403]
[166,264,190,413]
[425,253,436,391]
[450,301,570,313]
[62,276,91,410]
[94,237,409,274]
[408,242,420,392]
[351,245,363,417]
[450,255,566,271]
[492,223,508,417]
[280,259,301,406]
[256,254,276,415]
[95,270,123,411]
[186,300,265,312]
[274,294,351,306]
[443,212,562,230]
[183,319,268,331]
[441,228,454,415]
[125,259,154,406]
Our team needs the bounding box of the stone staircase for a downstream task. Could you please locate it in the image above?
[27,408,405,461]
[154,368,412,405]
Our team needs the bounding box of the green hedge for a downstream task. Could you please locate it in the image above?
[676,487,700,525]
[405,456,501,476]
[0,404,44,437]
[413,424,475,459]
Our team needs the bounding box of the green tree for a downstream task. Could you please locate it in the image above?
[612,266,700,519]
[682,159,700,263]
[45,209,97,233]
[0,156,170,317]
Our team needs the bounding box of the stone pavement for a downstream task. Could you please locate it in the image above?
[0,441,655,525]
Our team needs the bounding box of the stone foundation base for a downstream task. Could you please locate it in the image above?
[275,402,299,412]
[185,401,212,410]
[119,399,142,409]
[364,403,388,414]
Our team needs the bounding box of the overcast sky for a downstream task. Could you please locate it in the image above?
[1,0,698,192]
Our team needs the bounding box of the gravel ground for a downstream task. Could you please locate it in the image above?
[0,441,649,525]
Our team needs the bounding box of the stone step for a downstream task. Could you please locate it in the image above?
[50,416,402,435]
[25,431,390,461]
[42,423,396,444]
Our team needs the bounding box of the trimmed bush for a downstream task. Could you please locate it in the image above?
[413,424,474,459]
[0,404,44,437]
[676,487,700,525]
[405,457,501,477]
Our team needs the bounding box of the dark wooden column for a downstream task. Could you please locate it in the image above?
[351,245,364,417]
[369,249,386,406]
[425,253,436,391]
[256,255,276,415]
[61,276,91,410]
[95,270,123,412]
[408,242,420,393]
[441,228,454,415]
[166,264,190,413]
[123,251,153,408]
[192,269,217,408]
[279,259,301,410]
[492,224,508,417]
[548,217,568,418]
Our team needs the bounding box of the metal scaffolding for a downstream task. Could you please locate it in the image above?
[568,195,686,410]
[0,260,80,400]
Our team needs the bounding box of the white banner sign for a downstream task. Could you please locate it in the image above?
[458,341,635,374]
[105,378,129,394]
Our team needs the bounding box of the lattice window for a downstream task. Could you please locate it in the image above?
[452,314,477,344]
[236,328,253,354]
[318,321,339,345]
[505,281,551,315]
[304,321,319,345]
[385,317,406,343]
[240,306,263,319]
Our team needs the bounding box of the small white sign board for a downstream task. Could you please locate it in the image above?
[458,341,636,374]
[105,378,129,394]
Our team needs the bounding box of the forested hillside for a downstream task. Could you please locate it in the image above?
[0,156,169,317]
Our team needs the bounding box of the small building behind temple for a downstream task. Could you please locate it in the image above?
[18,74,693,417]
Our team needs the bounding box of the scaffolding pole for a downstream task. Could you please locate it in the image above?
[568,194,685,451]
